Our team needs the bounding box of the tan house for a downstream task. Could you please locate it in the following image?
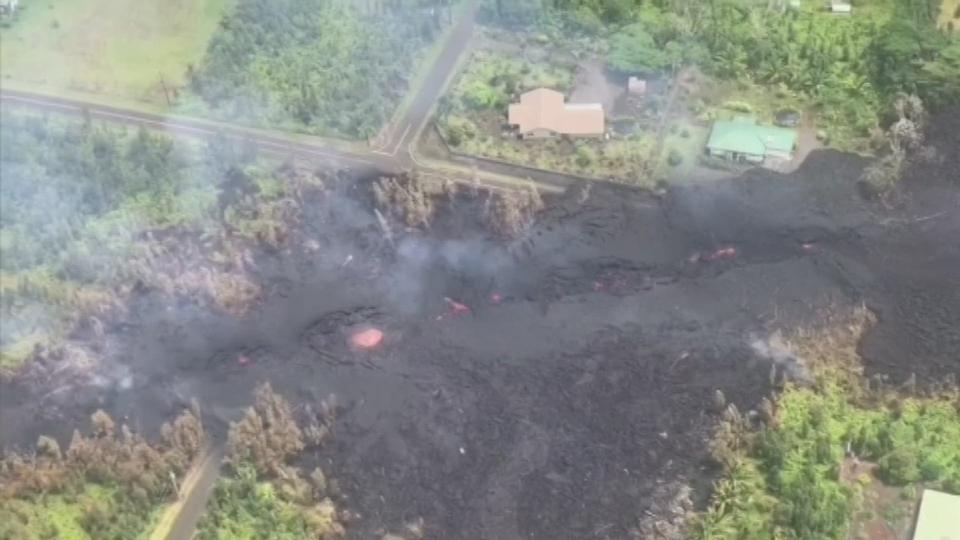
[508,88,605,139]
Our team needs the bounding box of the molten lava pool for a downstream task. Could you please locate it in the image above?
[350,328,384,349]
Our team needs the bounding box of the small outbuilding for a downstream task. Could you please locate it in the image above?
[913,489,960,540]
[830,1,852,14]
[628,77,647,96]
[706,117,798,163]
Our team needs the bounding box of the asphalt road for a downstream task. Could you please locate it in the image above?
[372,0,481,161]
[152,445,226,540]
[0,89,395,174]
[0,87,584,193]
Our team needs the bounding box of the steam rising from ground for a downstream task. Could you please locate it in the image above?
[750,332,811,384]
[388,235,513,312]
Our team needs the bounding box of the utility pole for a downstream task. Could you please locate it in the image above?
[169,470,180,497]
[159,73,172,106]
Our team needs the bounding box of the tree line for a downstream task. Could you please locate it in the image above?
[483,0,959,145]
[188,0,455,139]
[196,382,346,539]
[0,406,205,539]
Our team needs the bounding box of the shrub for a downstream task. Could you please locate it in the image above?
[444,116,477,148]
[667,149,683,167]
[878,447,921,484]
[446,127,463,147]
[569,5,603,33]
[462,80,505,110]
[723,101,754,113]
[859,151,904,195]
[575,145,596,168]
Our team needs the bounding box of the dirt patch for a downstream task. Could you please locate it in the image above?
[2,112,959,539]
[844,459,920,540]
[569,59,623,112]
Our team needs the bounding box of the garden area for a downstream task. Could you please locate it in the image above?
[0,108,322,374]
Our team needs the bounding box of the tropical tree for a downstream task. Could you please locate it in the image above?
[608,23,671,73]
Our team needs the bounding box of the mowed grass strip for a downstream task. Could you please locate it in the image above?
[0,0,233,107]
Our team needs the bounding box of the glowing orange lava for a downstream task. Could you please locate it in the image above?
[444,297,471,316]
[704,247,738,261]
[351,328,384,349]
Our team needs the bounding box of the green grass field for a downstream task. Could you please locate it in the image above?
[660,120,710,182]
[0,0,233,107]
[942,0,960,29]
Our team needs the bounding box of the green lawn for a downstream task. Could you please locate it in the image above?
[659,120,710,182]
[0,0,233,107]
[942,0,960,29]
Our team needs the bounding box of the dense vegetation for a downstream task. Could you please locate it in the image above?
[698,384,959,539]
[196,383,344,539]
[187,0,456,138]
[694,315,960,540]
[0,407,205,540]
[484,0,960,149]
[0,110,319,372]
[196,463,322,540]
[449,52,574,113]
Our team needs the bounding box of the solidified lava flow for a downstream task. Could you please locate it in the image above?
[1,111,958,540]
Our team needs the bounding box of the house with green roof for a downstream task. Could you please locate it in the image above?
[706,117,798,164]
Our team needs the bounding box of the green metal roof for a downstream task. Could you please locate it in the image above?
[706,117,798,157]
[913,489,960,540]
